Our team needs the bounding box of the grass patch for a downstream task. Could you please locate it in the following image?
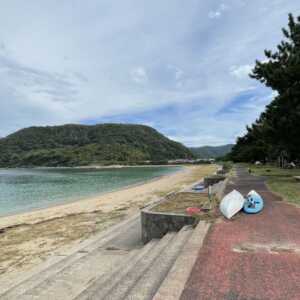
[153,193,210,214]
[223,161,233,172]
[152,192,221,221]
[247,164,300,205]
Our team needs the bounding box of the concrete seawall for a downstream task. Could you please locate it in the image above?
[141,206,195,243]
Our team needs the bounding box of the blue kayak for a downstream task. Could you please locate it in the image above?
[193,184,205,191]
[243,190,264,214]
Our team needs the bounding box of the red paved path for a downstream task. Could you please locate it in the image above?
[181,166,300,300]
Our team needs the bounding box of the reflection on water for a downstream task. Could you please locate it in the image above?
[0,166,181,216]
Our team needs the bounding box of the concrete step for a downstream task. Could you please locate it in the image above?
[0,215,140,300]
[153,221,211,300]
[0,215,210,300]
[75,239,159,300]
[19,248,137,300]
[125,225,194,300]
[94,232,176,300]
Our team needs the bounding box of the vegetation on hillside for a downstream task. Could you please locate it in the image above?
[190,144,233,159]
[230,14,300,163]
[0,124,194,167]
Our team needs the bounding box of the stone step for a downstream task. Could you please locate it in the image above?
[125,225,194,300]
[153,221,211,300]
[0,215,140,300]
[75,239,159,300]
[94,232,176,300]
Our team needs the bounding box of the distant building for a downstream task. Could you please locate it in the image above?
[168,158,215,164]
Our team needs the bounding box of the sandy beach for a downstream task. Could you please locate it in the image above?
[0,164,216,279]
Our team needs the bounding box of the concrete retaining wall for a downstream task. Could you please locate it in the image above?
[141,204,195,244]
[141,177,228,244]
[211,178,228,200]
[204,175,226,187]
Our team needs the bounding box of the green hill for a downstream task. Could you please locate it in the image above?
[190,144,234,159]
[0,124,194,167]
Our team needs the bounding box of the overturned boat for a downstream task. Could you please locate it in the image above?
[192,183,205,191]
[243,190,264,214]
[219,190,245,219]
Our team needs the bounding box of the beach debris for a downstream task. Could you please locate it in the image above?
[287,162,296,168]
[192,183,205,191]
[186,207,202,215]
[243,190,264,214]
[294,176,300,182]
[216,166,226,175]
[219,190,245,219]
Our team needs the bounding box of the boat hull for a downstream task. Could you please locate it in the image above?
[220,189,245,219]
[243,190,264,214]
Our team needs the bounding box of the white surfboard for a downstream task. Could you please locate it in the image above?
[220,190,245,219]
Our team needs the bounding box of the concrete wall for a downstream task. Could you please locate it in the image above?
[211,178,228,200]
[204,175,226,187]
[141,208,195,244]
[141,178,228,244]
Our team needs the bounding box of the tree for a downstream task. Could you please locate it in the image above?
[230,14,300,163]
[250,13,300,95]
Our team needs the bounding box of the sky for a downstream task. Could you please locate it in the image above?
[0,0,299,146]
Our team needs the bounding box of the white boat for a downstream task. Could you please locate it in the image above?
[219,190,245,219]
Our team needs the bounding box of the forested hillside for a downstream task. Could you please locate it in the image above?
[190,144,233,158]
[0,124,194,167]
[230,14,300,163]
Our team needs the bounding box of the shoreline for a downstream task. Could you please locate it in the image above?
[0,165,189,229]
[0,164,183,170]
[0,165,183,220]
[0,164,217,279]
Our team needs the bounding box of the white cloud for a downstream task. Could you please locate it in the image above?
[130,67,148,84]
[0,0,297,145]
[208,3,228,19]
[208,11,221,19]
[230,64,253,79]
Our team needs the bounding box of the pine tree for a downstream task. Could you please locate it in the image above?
[231,14,300,163]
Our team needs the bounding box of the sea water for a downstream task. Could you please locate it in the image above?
[0,166,181,216]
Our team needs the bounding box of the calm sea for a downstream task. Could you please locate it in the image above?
[0,166,181,217]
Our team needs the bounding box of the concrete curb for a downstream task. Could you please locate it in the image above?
[153,221,211,300]
[216,177,229,200]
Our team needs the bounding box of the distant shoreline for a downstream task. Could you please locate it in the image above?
[0,164,182,170]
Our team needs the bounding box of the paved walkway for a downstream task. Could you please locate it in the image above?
[181,166,300,300]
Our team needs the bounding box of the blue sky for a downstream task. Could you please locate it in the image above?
[0,1,299,146]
